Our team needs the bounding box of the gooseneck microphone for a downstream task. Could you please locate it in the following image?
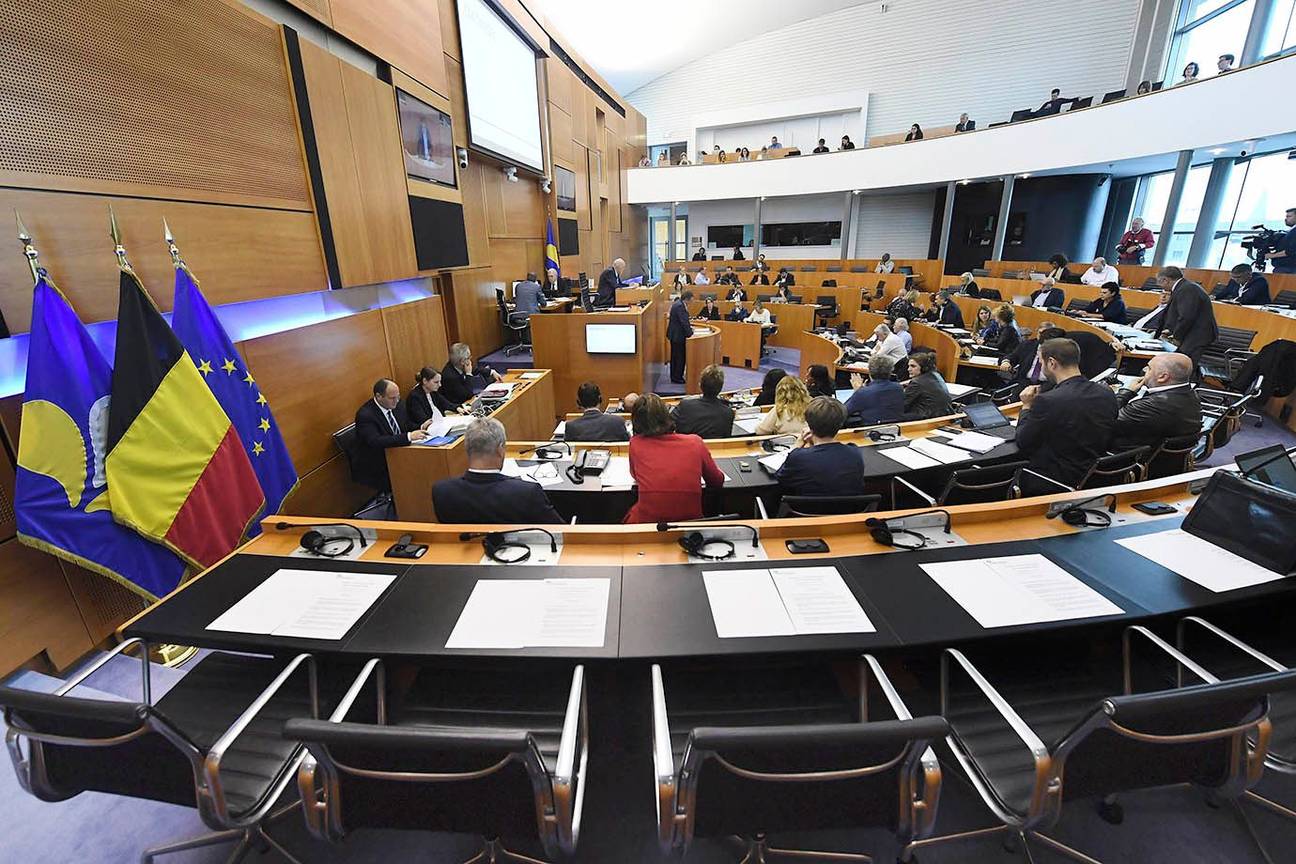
[515,440,572,459]
[460,527,559,564]
[656,521,759,548]
[275,521,368,547]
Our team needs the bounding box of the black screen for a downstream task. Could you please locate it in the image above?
[1183,471,1296,574]
[963,401,1009,428]
[1236,445,1296,494]
[708,225,748,248]
[760,221,842,247]
[408,196,469,270]
[558,217,579,256]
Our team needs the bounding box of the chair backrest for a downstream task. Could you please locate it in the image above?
[789,295,803,304]
[776,494,881,518]
[825,265,842,273]
[1211,282,1229,296]
[800,266,816,272]
[333,423,364,484]
[1078,446,1149,489]
[937,460,1029,506]
[1124,306,1151,325]
[1102,88,1127,103]
[816,294,837,307]
[850,266,868,273]
[1274,289,1296,308]
[701,292,717,301]
[1069,96,1093,110]
[682,717,948,839]
[757,294,772,303]
[1010,108,1033,122]
[1064,331,1117,378]
[1211,326,1257,355]
[821,279,837,287]
[980,288,1002,300]
[1066,299,1090,312]
[1141,277,1160,290]
[972,268,990,277]
[1145,433,1199,479]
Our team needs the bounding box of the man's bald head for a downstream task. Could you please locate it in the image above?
[622,392,640,414]
[613,258,626,273]
[1148,352,1192,386]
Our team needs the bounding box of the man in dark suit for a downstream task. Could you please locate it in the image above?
[667,290,694,384]
[691,246,707,261]
[1155,266,1218,375]
[354,379,428,492]
[955,113,976,132]
[1015,338,1118,489]
[1110,353,1202,452]
[844,355,904,425]
[513,273,543,316]
[1214,264,1270,305]
[775,397,866,496]
[431,418,562,524]
[543,267,571,298]
[1000,325,1065,398]
[1030,278,1066,309]
[565,382,629,442]
[671,365,734,438]
[717,266,740,287]
[441,342,503,406]
[595,257,626,307]
[924,290,965,328]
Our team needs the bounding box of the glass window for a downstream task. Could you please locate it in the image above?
[649,216,689,278]
[1134,165,1211,267]
[1166,0,1253,79]
[1206,151,1296,268]
[1262,0,1296,55]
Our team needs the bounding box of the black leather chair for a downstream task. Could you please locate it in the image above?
[814,295,839,327]
[980,288,1003,301]
[497,291,532,357]
[286,659,587,863]
[1065,299,1090,314]
[776,494,881,518]
[1200,326,1256,384]
[332,423,393,516]
[936,460,1029,505]
[0,640,316,863]
[909,627,1296,863]
[1123,305,1151,325]
[1273,289,1296,309]
[1101,88,1127,103]
[1198,374,1267,446]
[1076,446,1149,489]
[1143,433,1199,479]
[1063,331,1117,379]
[652,658,946,861]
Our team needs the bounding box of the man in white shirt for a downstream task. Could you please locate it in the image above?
[1134,288,1172,331]
[876,253,895,274]
[1081,256,1120,287]
[871,323,908,365]
[893,317,913,351]
[694,269,710,286]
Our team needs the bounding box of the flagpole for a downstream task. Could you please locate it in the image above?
[108,205,133,273]
[15,211,43,285]
[163,218,191,276]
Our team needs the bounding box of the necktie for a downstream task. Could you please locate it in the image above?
[1028,353,1042,381]
[384,408,398,435]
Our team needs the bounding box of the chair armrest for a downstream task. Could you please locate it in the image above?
[754,496,770,520]
[551,666,587,853]
[328,657,386,724]
[56,637,151,705]
[942,649,1048,759]
[1176,617,1286,679]
[891,475,936,508]
[862,654,942,840]
[862,654,913,721]
[1021,468,1074,493]
[650,664,678,852]
[554,666,586,784]
[1122,625,1216,693]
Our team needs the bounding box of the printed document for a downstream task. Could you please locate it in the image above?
[921,555,1122,628]
[208,569,396,640]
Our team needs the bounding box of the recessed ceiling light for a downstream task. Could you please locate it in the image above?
[1209,147,1227,155]
[958,179,971,185]
[1019,173,1031,179]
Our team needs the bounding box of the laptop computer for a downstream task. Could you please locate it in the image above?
[961,400,1011,430]
[1236,445,1296,494]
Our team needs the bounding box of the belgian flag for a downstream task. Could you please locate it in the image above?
[105,270,264,569]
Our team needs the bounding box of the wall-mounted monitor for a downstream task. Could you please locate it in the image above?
[585,323,636,354]
[760,221,842,247]
[456,0,545,174]
[396,90,456,187]
[708,224,753,248]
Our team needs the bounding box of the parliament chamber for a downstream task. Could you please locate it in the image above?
[2,1,1296,863]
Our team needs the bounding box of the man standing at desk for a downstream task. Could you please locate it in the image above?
[595,258,626,307]
[355,379,428,492]
[1155,266,1218,375]
[431,418,562,524]
[667,290,694,385]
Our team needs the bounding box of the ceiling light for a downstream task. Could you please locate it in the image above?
[1209,147,1227,155]
[1018,173,1031,179]
[958,179,971,185]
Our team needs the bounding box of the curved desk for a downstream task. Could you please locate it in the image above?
[684,325,721,393]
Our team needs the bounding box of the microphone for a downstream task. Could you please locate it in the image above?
[867,508,953,534]
[275,521,367,547]
[656,520,759,548]
[515,440,571,459]
[459,527,559,553]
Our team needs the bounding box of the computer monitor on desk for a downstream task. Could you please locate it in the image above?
[1236,445,1296,494]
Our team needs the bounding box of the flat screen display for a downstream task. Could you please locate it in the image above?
[456,0,545,173]
[396,90,456,187]
[1236,445,1296,494]
[585,323,636,354]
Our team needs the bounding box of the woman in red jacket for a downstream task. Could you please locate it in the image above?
[624,393,725,523]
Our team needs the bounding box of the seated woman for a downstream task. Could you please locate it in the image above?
[886,288,922,323]
[753,368,787,407]
[405,366,458,428]
[755,375,811,436]
[805,363,836,398]
[624,394,724,524]
[986,305,1021,355]
[902,353,953,420]
[695,297,721,320]
[972,304,998,342]
[745,298,773,326]
[1076,282,1128,323]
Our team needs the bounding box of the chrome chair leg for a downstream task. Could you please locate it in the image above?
[140,827,246,864]
[1243,789,1296,822]
[255,826,307,864]
[461,838,552,864]
[1029,832,1104,864]
[141,814,304,864]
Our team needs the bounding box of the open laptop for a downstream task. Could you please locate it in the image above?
[961,400,1012,430]
[1236,445,1296,494]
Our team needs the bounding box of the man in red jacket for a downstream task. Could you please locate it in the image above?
[1116,217,1156,265]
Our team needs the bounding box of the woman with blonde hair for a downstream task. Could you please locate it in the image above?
[755,375,811,436]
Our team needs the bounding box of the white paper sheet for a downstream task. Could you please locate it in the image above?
[758,450,789,473]
[520,372,545,380]
[702,570,795,638]
[480,382,516,398]
[552,420,567,437]
[207,569,396,640]
[946,383,979,398]
[445,578,610,648]
[965,355,1004,367]
[910,437,972,464]
[1116,530,1288,592]
[734,416,764,434]
[942,430,1003,453]
[769,567,875,634]
[921,555,1122,628]
[877,446,941,470]
[599,455,635,490]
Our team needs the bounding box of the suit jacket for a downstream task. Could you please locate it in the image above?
[926,302,965,328]
[956,119,976,131]
[671,396,735,439]
[1087,297,1127,323]
[691,251,707,261]
[405,387,456,429]
[543,276,571,297]
[441,361,489,406]
[1136,305,1168,332]
[990,322,1021,355]
[1015,376,1118,487]
[1158,279,1218,360]
[595,267,622,306]
[776,442,866,496]
[431,471,562,524]
[667,299,694,342]
[1030,286,1066,308]
[903,372,953,420]
[695,306,721,321]
[1219,276,1270,306]
[844,380,905,425]
[1005,338,1043,389]
[726,286,748,301]
[775,273,796,287]
[724,307,749,321]
[1111,384,1202,453]
[353,399,414,491]
[513,280,543,314]
[564,408,630,443]
[749,273,770,286]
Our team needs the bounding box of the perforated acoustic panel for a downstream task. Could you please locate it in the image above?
[0,0,310,206]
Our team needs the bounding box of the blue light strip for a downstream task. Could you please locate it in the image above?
[0,278,438,399]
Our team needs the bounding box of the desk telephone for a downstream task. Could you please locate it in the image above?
[566,449,611,484]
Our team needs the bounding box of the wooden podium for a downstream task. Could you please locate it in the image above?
[684,325,721,393]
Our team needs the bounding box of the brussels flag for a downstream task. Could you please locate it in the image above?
[545,219,560,274]
[171,267,297,533]
[15,277,187,599]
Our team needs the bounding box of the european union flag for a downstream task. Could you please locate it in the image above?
[15,277,187,599]
[171,268,298,535]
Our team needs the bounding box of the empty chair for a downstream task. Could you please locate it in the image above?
[850,265,869,273]
[814,294,840,327]
[1198,374,1267,446]
[497,292,532,357]
[1064,330,1117,378]
[1144,433,1199,479]
[652,658,946,861]
[757,293,773,303]
[980,287,1003,300]
[825,264,843,273]
[909,627,1296,863]
[286,660,587,863]
[776,494,881,518]
[971,268,990,278]
[1199,326,1256,383]
[0,640,316,863]
[1273,289,1296,308]
[936,460,1029,506]
[1076,446,1149,489]
[1067,96,1093,109]
[1101,88,1127,103]
[800,265,816,272]
[1141,276,1161,291]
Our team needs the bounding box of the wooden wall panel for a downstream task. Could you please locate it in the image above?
[240,310,392,474]
[438,0,461,60]
[460,163,493,267]
[545,58,574,116]
[284,0,332,23]
[382,296,451,385]
[549,107,575,167]
[0,539,93,673]
[444,56,469,149]
[330,0,450,96]
[281,454,371,518]
[444,266,506,357]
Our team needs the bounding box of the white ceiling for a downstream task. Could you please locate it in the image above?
[531,0,869,96]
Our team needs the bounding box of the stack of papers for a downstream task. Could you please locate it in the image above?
[480,382,516,399]
[877,446,941,470]
[734,415,765,434]
[599,456,635,490]
[941,430,1003,454]
[1116,530,1288,592]
[208,569,396,640]
[758,450,789,473]
[965,355,1003,367]
[552,421,566,438]
[910,438,971,464]
[446,578,610,648]
[519,372,545,380]
[703,567,875,638]
[920,555,1122,628]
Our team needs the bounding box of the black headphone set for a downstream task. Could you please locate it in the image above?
[867,425,901,443]
[277,522,367,558]
[1048,494,1117,529]
[677,531,735,561]
[462,528,560,564]
[866,509,953,551]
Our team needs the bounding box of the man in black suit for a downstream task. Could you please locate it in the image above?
[691,246,707,261]
[775,397,866,496]
[955,113,976,132]
[1213,263,1270,305]
[565,382,629,442]
[1015,338,1118,489]
[671,365,734,438]
[924,290,965,328]
[431,418,562,524]
[595,257,626,307]
[1030,278,1066,309]
[543,267,570,298]
[1110,353,1202,452]
[1155,266,1218,375]
[717,266,740,287]
[354,379,428,492]
[441,342,503,406]
[667,290,694,384]
[1000,325,1065,398]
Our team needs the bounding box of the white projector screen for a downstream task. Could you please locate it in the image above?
[455,0,545,174]
[585,324,636,355]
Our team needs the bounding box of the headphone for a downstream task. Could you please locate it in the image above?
[299,530,355,558]
[868,429,899,442]
[677,531,736,561]
[865,519,929,550]
[1059,506,1113,528]
[483,532,532,563]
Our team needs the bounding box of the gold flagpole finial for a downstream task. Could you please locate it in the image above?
[109,205,132,271]
[163,217,185,271]
[16,210,42,285]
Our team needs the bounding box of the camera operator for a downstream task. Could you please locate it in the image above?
[1268,208,1296,274]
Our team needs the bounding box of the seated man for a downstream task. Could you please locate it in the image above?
[1015,338,1118,488]
[441,342,503,405]
[1214,263,1270,305]
[1110,353,1202,452]
[1134,288,1171,331]
[925,290,966,328]
[671,365,735,439]
[512,272,543,315]
[775,397,867,496]
[565,381,629,443]
[1030,277,1066,309]
[870,323,909,366]
[542,267,569,298]
[354,378,428,492]
[431,418,562,524]
[1000,325,1066,397]
[725,300,749,321]
[1080,256,1120,286]
[725,279,747,300]
[812,138,831,154]
[844,354,904,425]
